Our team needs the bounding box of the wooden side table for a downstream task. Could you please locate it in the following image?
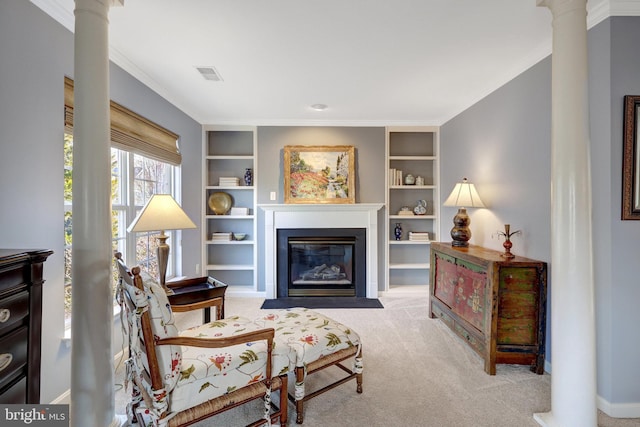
[166,276,228,323]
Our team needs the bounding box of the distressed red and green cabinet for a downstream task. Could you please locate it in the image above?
[429,243,547,375]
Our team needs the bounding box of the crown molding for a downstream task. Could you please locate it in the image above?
[31,0,640,128]
[30,0,74,32]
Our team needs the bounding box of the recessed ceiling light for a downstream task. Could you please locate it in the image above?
[310,104,328,111]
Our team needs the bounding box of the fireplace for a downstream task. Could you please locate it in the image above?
[277,228,366,298]
[261,203,383,299]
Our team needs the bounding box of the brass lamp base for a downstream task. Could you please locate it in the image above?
[450,207,471,247]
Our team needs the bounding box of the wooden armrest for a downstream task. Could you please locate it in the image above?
[171,298,222,313]
[156,328,275,349]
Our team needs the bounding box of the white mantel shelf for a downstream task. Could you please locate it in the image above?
[258,203,384,211]
[260,203,384,299]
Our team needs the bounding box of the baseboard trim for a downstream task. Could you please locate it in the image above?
[597,396,640,418]
[50,388,70,404]
[543,361,640,418]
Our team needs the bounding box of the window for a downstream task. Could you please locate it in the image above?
[63,135,177,324]
[63,77,182,325]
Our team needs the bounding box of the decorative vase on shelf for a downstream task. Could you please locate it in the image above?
[415,176,425,186]
[394,223,403,241]
[244,168,253,186]
[404,174,415,185]
[413,199,427,215]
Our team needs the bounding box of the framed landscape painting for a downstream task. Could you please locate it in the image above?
[284,145,355,204]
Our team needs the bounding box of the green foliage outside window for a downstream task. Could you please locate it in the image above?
[63,133,173,324]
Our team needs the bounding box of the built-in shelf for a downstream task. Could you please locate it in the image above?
[385,126,440,291]
[202,126,259,296]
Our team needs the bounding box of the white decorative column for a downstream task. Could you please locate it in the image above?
[71,1,123,426]
[535,1,597,426]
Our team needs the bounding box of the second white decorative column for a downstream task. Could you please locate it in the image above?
[535,0,597,426]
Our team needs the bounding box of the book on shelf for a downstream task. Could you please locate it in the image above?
[219,177,240,186]
[408,232,430,241]
[210,232,232,241]
[397,210,414,216]
[230,207,249,215]
[389,168,404,186]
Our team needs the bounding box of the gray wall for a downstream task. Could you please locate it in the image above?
[255,126,387,292]
[0,1,201,402]
[608,16,640,404]
[440,16,640,409]
[440,54,553,361]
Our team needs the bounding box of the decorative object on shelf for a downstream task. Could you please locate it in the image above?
[443,178,486,247]
[230,206,249,215]
[389,168,404,186]
[283,145,355,204]
[394,223,403,240]
[404,174,415,185]
[211,232,232,241]
[208,191,232,215]
[244,168,253,186]
[409,231,430,241]
[219,177,240,186]
[496,224,521,258]
[398,206,414,216]
[127,194,197,293]
[415,175,425,186]
[233,233,247,241]
[413,199,427,215]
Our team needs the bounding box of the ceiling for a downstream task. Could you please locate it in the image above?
[34,0,630,126]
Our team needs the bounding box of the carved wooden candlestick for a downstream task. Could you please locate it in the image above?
[498,224,520,258]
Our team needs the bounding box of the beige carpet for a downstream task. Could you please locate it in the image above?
[114,293,638,427]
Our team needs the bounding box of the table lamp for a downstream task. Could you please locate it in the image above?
[443,178,485,247]
[127,194,196,293]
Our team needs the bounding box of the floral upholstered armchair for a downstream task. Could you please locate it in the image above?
[115,253,288,427]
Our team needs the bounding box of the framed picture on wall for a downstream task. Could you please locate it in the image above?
[284,145,355,204]
[622,95,640,220]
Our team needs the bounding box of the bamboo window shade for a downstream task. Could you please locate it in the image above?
[64,77,181,165]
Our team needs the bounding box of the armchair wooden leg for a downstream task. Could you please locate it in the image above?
[279,373,289,426]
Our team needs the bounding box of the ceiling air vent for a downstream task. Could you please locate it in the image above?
[196,66,223,82]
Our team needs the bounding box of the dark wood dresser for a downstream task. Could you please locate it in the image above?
[429,243,547,375]
[0,249,53,403]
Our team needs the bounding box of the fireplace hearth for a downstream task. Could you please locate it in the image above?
[277,228,366,298]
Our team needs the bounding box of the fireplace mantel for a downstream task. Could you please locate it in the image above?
[260,203,383,299]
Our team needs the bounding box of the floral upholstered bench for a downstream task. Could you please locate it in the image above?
[254,308,363,424]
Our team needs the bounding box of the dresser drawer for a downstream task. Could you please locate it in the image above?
[0,265,26,294]
[0,327,28,389]
[0,291,29,335]
[0,376,26,404]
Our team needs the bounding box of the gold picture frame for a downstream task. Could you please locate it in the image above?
[623,95,640,220]
[284,145,355,204]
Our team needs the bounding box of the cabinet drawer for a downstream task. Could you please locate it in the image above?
[500,267,538,291]
[431,302,454,329]
[454,322,485,355]
[0,376,26,404]
[0,291,29,335]
[0,327,28,389]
